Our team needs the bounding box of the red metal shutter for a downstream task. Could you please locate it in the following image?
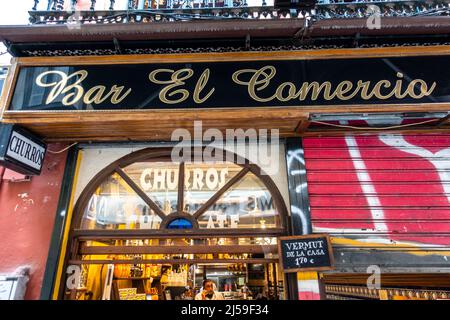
[303,134,450,270]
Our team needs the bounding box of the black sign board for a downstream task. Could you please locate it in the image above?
[0,124,47,175]
[278,234,334,273]
[7,55,449,111]
[274,0,317,9]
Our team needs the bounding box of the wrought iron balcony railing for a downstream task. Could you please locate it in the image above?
[28,0,450,25]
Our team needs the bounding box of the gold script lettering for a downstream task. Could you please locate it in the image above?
[232,66,436,103]
[298,81,335,101]
[193,69,215,104]
[232,66,277,102]
[408,79,437,99]
[149,68,215,104]
[35,70,131,106]
[149,68,193,104]
[36,70,87,105]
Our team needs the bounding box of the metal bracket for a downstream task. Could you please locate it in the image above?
[113,37,122,54]
[353,32,361,48]
[245,34,251,50]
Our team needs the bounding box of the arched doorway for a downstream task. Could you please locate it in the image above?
[61,147,290,300]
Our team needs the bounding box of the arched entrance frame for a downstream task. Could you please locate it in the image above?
[59,147,291,299]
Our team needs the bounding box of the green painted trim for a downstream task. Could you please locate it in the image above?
[39,146,79,300]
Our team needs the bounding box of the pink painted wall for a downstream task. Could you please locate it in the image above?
[298,291,321,300]
[64,0,126,10]
[0,143,68,300]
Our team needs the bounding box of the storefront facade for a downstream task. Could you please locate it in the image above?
[57,144,293,300]
[0,142,70,299]
[1,9,450,299]
[304,134,450,299]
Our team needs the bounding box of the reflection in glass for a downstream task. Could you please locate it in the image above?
[81,173,162,230]
[123,162,180,214]
[198,172,278,229]
[167,218,193,229]
[184,163,241,214]
[80,161,281,230]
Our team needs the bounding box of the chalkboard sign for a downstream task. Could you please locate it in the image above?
[278,234,334,273]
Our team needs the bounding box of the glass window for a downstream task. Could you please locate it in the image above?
[123,162,180,214]
[167,218,193,229]
[197,172,279,229]
[184,162,242,214]
[79,158,282,230]
[81,172,162,230]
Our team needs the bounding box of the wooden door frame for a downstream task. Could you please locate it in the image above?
[58,145,292,299]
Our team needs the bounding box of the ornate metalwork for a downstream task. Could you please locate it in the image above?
[28,1,450,25]
[18,40,450,57]
[32,0,40,11]
[70,0,77,11]
[326,284,381,299]
[325,284,450,300]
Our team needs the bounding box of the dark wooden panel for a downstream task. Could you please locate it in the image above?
[1,108,306,141]
[73,227,287,239]
[79,244,278,255]
[68,258,278,265]
[2,47,450,140]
